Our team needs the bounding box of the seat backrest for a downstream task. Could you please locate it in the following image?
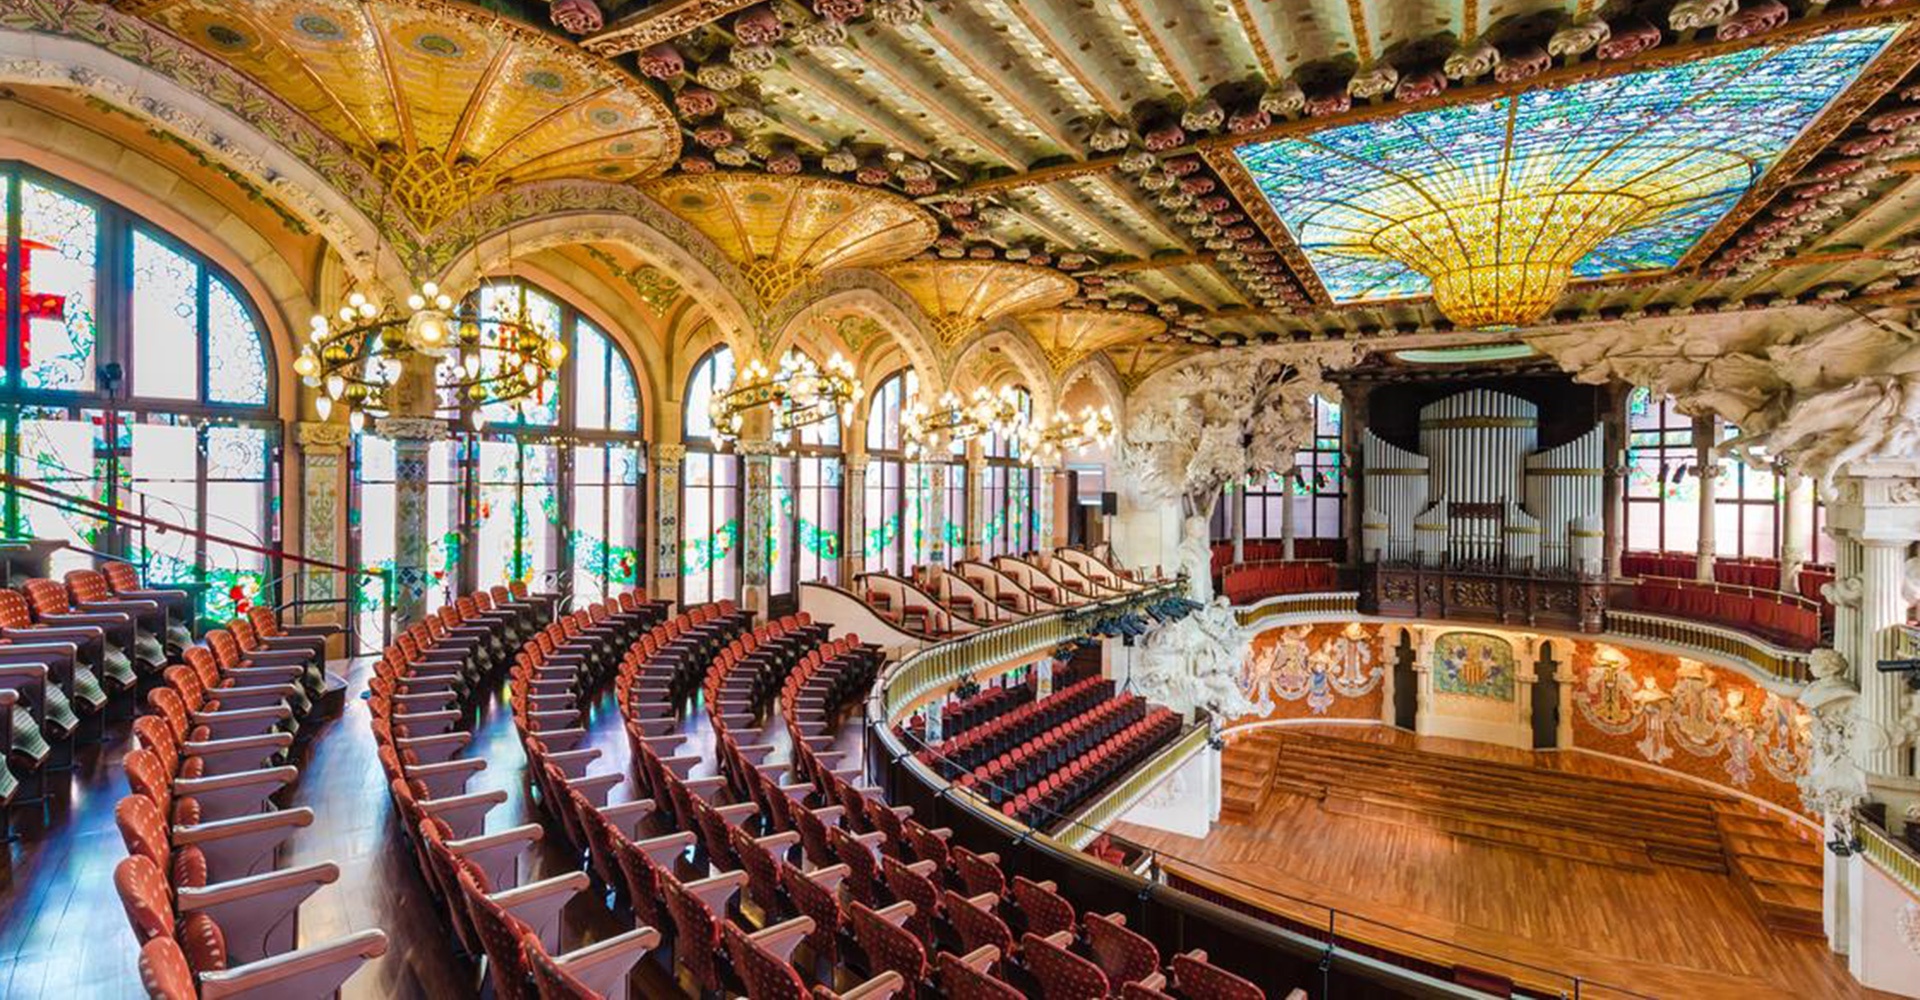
[612,840,668,929]
[66,569,111,605]
[0,589,35,629]
[1084,912,1160,988]
[779,862,840,960]
[662,876,724,991]
[722,921,808,1000]
[144,687,194,743]
[881,855,938,945]
[114,794,173,871]
[113,854,176,944]
[104,562,141,593]
[1023,931,1110,1000]
[137,937,199,1000]
[943,890,1011,958]
[205,629,243,667]
[122,748,175,818]
[938,952,1024,1000]
[953,846,1007,898]
[848,900,926,989]
[246,604,281,637]
[1172,951,1265,1000]
[523,930,598,1000]
[1012,876,1076,938]
[21,578,70,616]
[458,870,536,1000]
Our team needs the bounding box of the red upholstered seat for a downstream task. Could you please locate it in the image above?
[1024,930,1110,1000]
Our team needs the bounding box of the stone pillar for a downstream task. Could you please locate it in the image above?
[1780,471,1812,589]
[1280,470,1297,561]
[1556,656,1577,750]
[925,461,949,567]
[1378,628,1398,728]
[374,416,445,629]
[843,453,870,580]
[294,421,350,624]
[1049,465,1070,550]
[737,437,778,617]
[1229,482,1246,564]
[650,443,685,603]
[1858,538,1909,775]
[1341,383,1371,567]
[1603,385,1628,580]
[1695,415,1717,583]
[1411,628,1436,736]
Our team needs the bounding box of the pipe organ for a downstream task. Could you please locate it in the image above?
[1363,389,1603,574]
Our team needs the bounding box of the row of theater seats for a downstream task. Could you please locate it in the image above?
[1209,539,1346,576]
[110,583,390,999]
[987,700,1180,829]
[376,586,677,998]
[0,564,209,823]
[1619,551,1837,606]
[1627,577,1824,649]
[1218,561,1340,605]
[917,676,1123,778]
[744,616,1268,998]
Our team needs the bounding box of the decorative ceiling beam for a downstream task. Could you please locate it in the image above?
[582,0,762,57]
[999,0,1133,120]
[959,155,1128,194]
[1095,251,1216,274]
[1105,0,1199,100]
[829,42,1027,166]
[907,18,1087,156]
[766,60,937,160]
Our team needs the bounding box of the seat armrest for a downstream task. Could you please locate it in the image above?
[492,871,591,954]
[635,831,696,868]
[181,731,295,776]
[403,756,486,799]
[176,861,339,964]
[552,926,662,997]
[172,765,298,822]
[172,806,316,881]
[684,870,747,914]
[872,900,914,928]
[195,929,389,1000]
[749,916,815,964]
[838,971,906,1000]
[596,798,655,839]
[448,823,543,892]
[419,788,508,841]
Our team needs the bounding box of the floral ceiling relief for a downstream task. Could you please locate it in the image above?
[1573,642,1813,815]
[1235,622,1385,723]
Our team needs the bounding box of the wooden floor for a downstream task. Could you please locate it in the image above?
[0,655,871,999]
[1115,724,1886,1000]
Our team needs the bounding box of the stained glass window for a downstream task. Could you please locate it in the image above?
[1624,388,1701,555]
[683,346,739,604]
[0,165,278,629]
[984,387,1036,557]
[863,368,949,574]
[1233,27,1899,305]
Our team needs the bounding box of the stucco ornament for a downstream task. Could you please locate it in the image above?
[1898,904,1920,958]
[1797,647,1868,817]
[1135,598,1256,722]
[1528,308,1920,487]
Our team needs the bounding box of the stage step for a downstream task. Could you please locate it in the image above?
[1719,812,1826,937]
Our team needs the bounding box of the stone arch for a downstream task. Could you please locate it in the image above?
[767,270,945,389]
[433,210,758,364]
[0,26,399,290]
[1057,356,1127,421]
[953,324,1059,420]
[509,259,663,441]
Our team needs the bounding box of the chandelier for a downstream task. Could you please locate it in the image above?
[294,281,568,430]
[902,385,1029,460]
[709,351,861,443]
[1020,406,1117,463]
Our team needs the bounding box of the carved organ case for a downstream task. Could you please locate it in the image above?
[1362,388,1604,574]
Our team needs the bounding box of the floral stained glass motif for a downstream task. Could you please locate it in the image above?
[208,278,270,405]
[1233,27,1900,304]
[21,181,98,391]
[131,232,199,400]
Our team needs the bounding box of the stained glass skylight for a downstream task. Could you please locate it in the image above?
[1233,26,1900,323]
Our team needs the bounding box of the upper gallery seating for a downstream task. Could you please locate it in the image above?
[1620,576,1824,649]
[1218,562,1341,605]
[1210,539,1346,577]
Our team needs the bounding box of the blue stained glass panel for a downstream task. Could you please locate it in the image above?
[1232,26,1901,303]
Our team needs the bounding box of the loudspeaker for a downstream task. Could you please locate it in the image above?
[1100,491,1117,516]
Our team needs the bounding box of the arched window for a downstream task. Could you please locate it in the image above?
[769,350,843,599]
[0,164,277,625]
[681,346,739,605]
[1219,395,1345,546]
[982,386,1035,558]
[349,278,644,641]
[863,369,917,576]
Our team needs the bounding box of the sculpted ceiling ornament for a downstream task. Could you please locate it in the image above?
[1528,307,1920,486]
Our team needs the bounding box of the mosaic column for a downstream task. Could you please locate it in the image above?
[966,446,987,561]
[1035,464,1057,554]
[737,437,779,617]
[843,453,869,580]
[294,421,350,626]
[375,416,445,629]
[1695,414,1717,583]
[650,444,685,603]
[924,461,948,567]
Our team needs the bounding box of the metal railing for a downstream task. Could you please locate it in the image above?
[1857,810,1920,900]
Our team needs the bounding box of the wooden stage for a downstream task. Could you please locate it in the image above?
[1112,724,1889,1000]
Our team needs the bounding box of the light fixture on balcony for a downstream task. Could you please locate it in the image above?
[293,282,568,431]
[1022,406,1117,462]
[709,351,862,444]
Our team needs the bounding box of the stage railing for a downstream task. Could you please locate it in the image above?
[868,591,1658,1000]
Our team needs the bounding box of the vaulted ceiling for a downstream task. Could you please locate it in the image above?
[84,0,1920,388]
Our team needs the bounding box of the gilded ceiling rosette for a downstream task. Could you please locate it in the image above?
[1015,308,1167,375]
[126,0,680,234]
[643,172,939,313]
[883,260,1078,351]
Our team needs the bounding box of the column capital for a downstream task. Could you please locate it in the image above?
[295,420,351,453]
[374,416,448,442]
[734,438,782,457]
[845,453,872,473]
[653,442,688,464]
